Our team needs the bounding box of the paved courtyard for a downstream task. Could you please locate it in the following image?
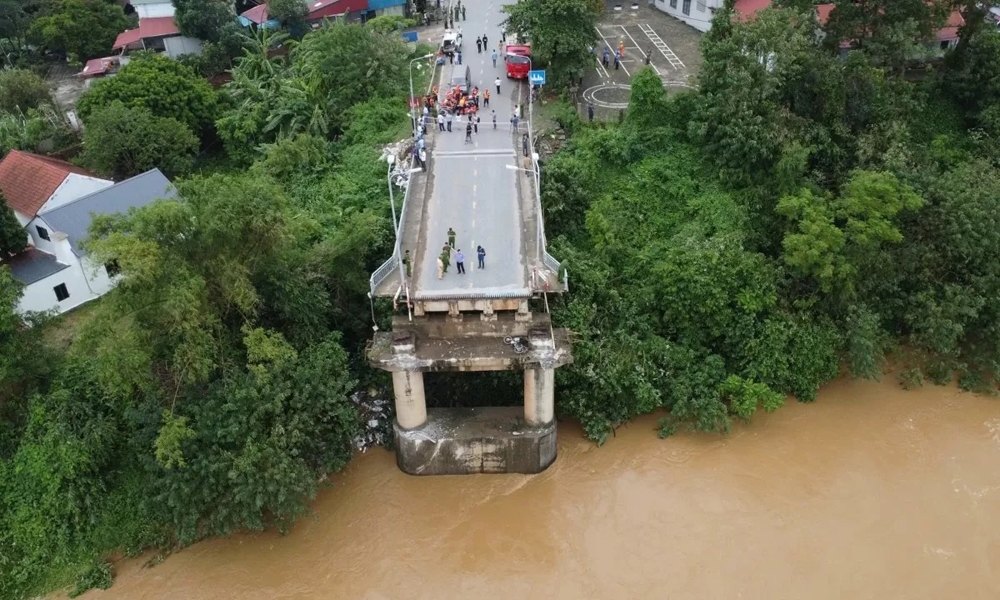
[581,1,705,120]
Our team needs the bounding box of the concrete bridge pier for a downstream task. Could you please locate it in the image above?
[392,370,427,429]
[371,314,572,476]
[523,368,555,426]
[523,330,556,426]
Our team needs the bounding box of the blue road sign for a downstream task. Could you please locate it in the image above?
[401,31,418,43]
[528,70,546,85]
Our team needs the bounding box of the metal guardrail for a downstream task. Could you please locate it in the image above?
[543,251,560,274]
[370,255,397,293]
[370,155,420,295]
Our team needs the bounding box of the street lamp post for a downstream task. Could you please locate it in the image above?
[506,159,542,264]
[409,53,436,140]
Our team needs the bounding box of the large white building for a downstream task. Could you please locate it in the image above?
[0,151,175,315]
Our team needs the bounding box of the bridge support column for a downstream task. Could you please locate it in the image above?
[392,370,427,429]
[523,368,554,426]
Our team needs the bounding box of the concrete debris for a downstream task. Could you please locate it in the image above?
[350,390,394,452]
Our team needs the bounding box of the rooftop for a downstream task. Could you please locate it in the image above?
[39,169,177,257]
[4,248,70,285]
[0,150,98,217]
[113,17,181,49]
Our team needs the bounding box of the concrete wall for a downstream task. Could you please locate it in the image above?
[653,0,719,33]
[17,258,91,314]
[15,229,114,314]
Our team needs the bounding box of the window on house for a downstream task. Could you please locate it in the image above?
[682,0,691,14]
[697,0,706,11]
[53,283,69,301]
[940,40,950,50]
[670,0,677,7]
[105,260,121,278]
[36,225,50,241]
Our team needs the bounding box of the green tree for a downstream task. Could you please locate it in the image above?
[365,15,415,34]
[268,0,308,29]
[693,4,830,185]
[78,102,198,179]
[946,29,1000,123]
[0,0,51,59]
[28,0,132,62]
[0,198,27,257]
[502,0,599,87]
[287,23,408,135]
[77,54,219,137]
[823,0,947,69]
[625,67,669,131]
[172,0,233,42]
[152,329,358,542]
[777,170,923,296]
[215,27,292,163]
[0,69,52,114]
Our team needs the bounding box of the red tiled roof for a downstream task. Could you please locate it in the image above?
[816,3,834,24]
[138,16,180,39]
[240,3,270,23]
[733,0,772,21]
[113,17,180,50]
[113,27,141,50]
[0,150,96,217]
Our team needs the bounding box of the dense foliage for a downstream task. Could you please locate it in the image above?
[0,195,27,257]
[502,0,601,87]
[77,53,220,137]
[27,0,133,63]
[77,102,199,179]
[544,1,1000,441]
[0,21,415,600]
[0,68,52,114]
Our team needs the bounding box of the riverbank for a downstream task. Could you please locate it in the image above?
[70,376,1000,600]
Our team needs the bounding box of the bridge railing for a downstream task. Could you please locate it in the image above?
[369,155,419,295]
[370,255,397,294]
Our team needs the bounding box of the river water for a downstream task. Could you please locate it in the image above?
[81,378,1000,600]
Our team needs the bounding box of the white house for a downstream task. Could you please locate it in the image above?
[0,151,176,315]
[652,0,724,33]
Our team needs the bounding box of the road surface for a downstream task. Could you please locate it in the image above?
[414,0,528,297]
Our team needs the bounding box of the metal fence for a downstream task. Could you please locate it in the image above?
[369,155,419,295]
[370,256,397,294]
[543,251,560,274]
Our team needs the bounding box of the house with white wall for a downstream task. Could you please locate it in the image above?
[0,151,176,315]
[652,0,723,33]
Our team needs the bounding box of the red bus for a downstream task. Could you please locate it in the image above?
[505,44,531,79]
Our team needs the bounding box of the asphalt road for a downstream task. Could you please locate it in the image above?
[414,0,528,296]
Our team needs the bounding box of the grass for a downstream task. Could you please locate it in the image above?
[40,299,101,352]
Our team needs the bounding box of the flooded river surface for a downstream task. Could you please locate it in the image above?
[82,378,1000,600]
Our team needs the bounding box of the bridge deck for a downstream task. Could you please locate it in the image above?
[370,1,565,301]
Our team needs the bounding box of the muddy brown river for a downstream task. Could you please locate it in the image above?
[80,378,1000,600]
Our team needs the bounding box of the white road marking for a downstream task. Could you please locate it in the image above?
[596,26,630,77]
[435,150,516,157]
[620,25,660,76]
[638,22,685,70]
